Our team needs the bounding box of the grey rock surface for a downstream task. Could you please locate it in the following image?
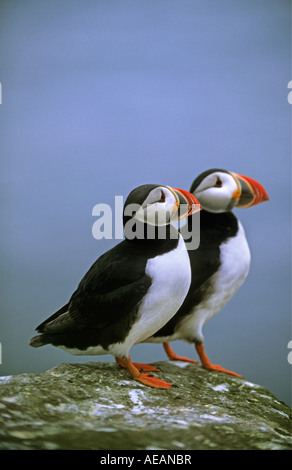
[0,361,291,450]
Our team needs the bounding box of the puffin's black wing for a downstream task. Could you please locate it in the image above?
[35,303,70,332]
[35,240,152,335]
[183,210,239,303]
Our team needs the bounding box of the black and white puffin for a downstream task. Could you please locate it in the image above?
[146,169,269,377]
[30,184,200,388]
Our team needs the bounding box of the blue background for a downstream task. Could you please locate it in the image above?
[0,1,291,407]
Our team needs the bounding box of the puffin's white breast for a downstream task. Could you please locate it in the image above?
[113,234,191,356]
[177,220,251,343]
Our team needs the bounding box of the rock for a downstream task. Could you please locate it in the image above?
[0,361,291,450]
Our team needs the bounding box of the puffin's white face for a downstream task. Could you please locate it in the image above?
[193,171,240,213]
[134,186,179,226]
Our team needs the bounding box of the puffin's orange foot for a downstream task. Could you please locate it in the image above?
[136,373,174,389]
[116,356,173,389]
[169,354,198,364]
[115,357,160,372]
[195,343,242,378]
[163,342,198,364]
[202,364,243,378]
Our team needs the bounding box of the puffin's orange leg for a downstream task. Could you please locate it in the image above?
[195,343,243,378]
[116,356,173,389]
[163,342,198,364]
[115,356,160,372]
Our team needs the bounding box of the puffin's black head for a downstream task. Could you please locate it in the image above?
[123,184,200,229]
[190,169,269,213]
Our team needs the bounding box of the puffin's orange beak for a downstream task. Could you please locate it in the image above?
[231,173,269,208]
[171,187,201,219]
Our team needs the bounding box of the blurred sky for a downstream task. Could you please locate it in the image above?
[0,1,291,407]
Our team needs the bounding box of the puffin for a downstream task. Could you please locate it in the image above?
[30,184,200,389]
[145,169,269,377]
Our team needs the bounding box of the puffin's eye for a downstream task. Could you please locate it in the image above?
[159,191,166,202]
[214,177,222,187]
